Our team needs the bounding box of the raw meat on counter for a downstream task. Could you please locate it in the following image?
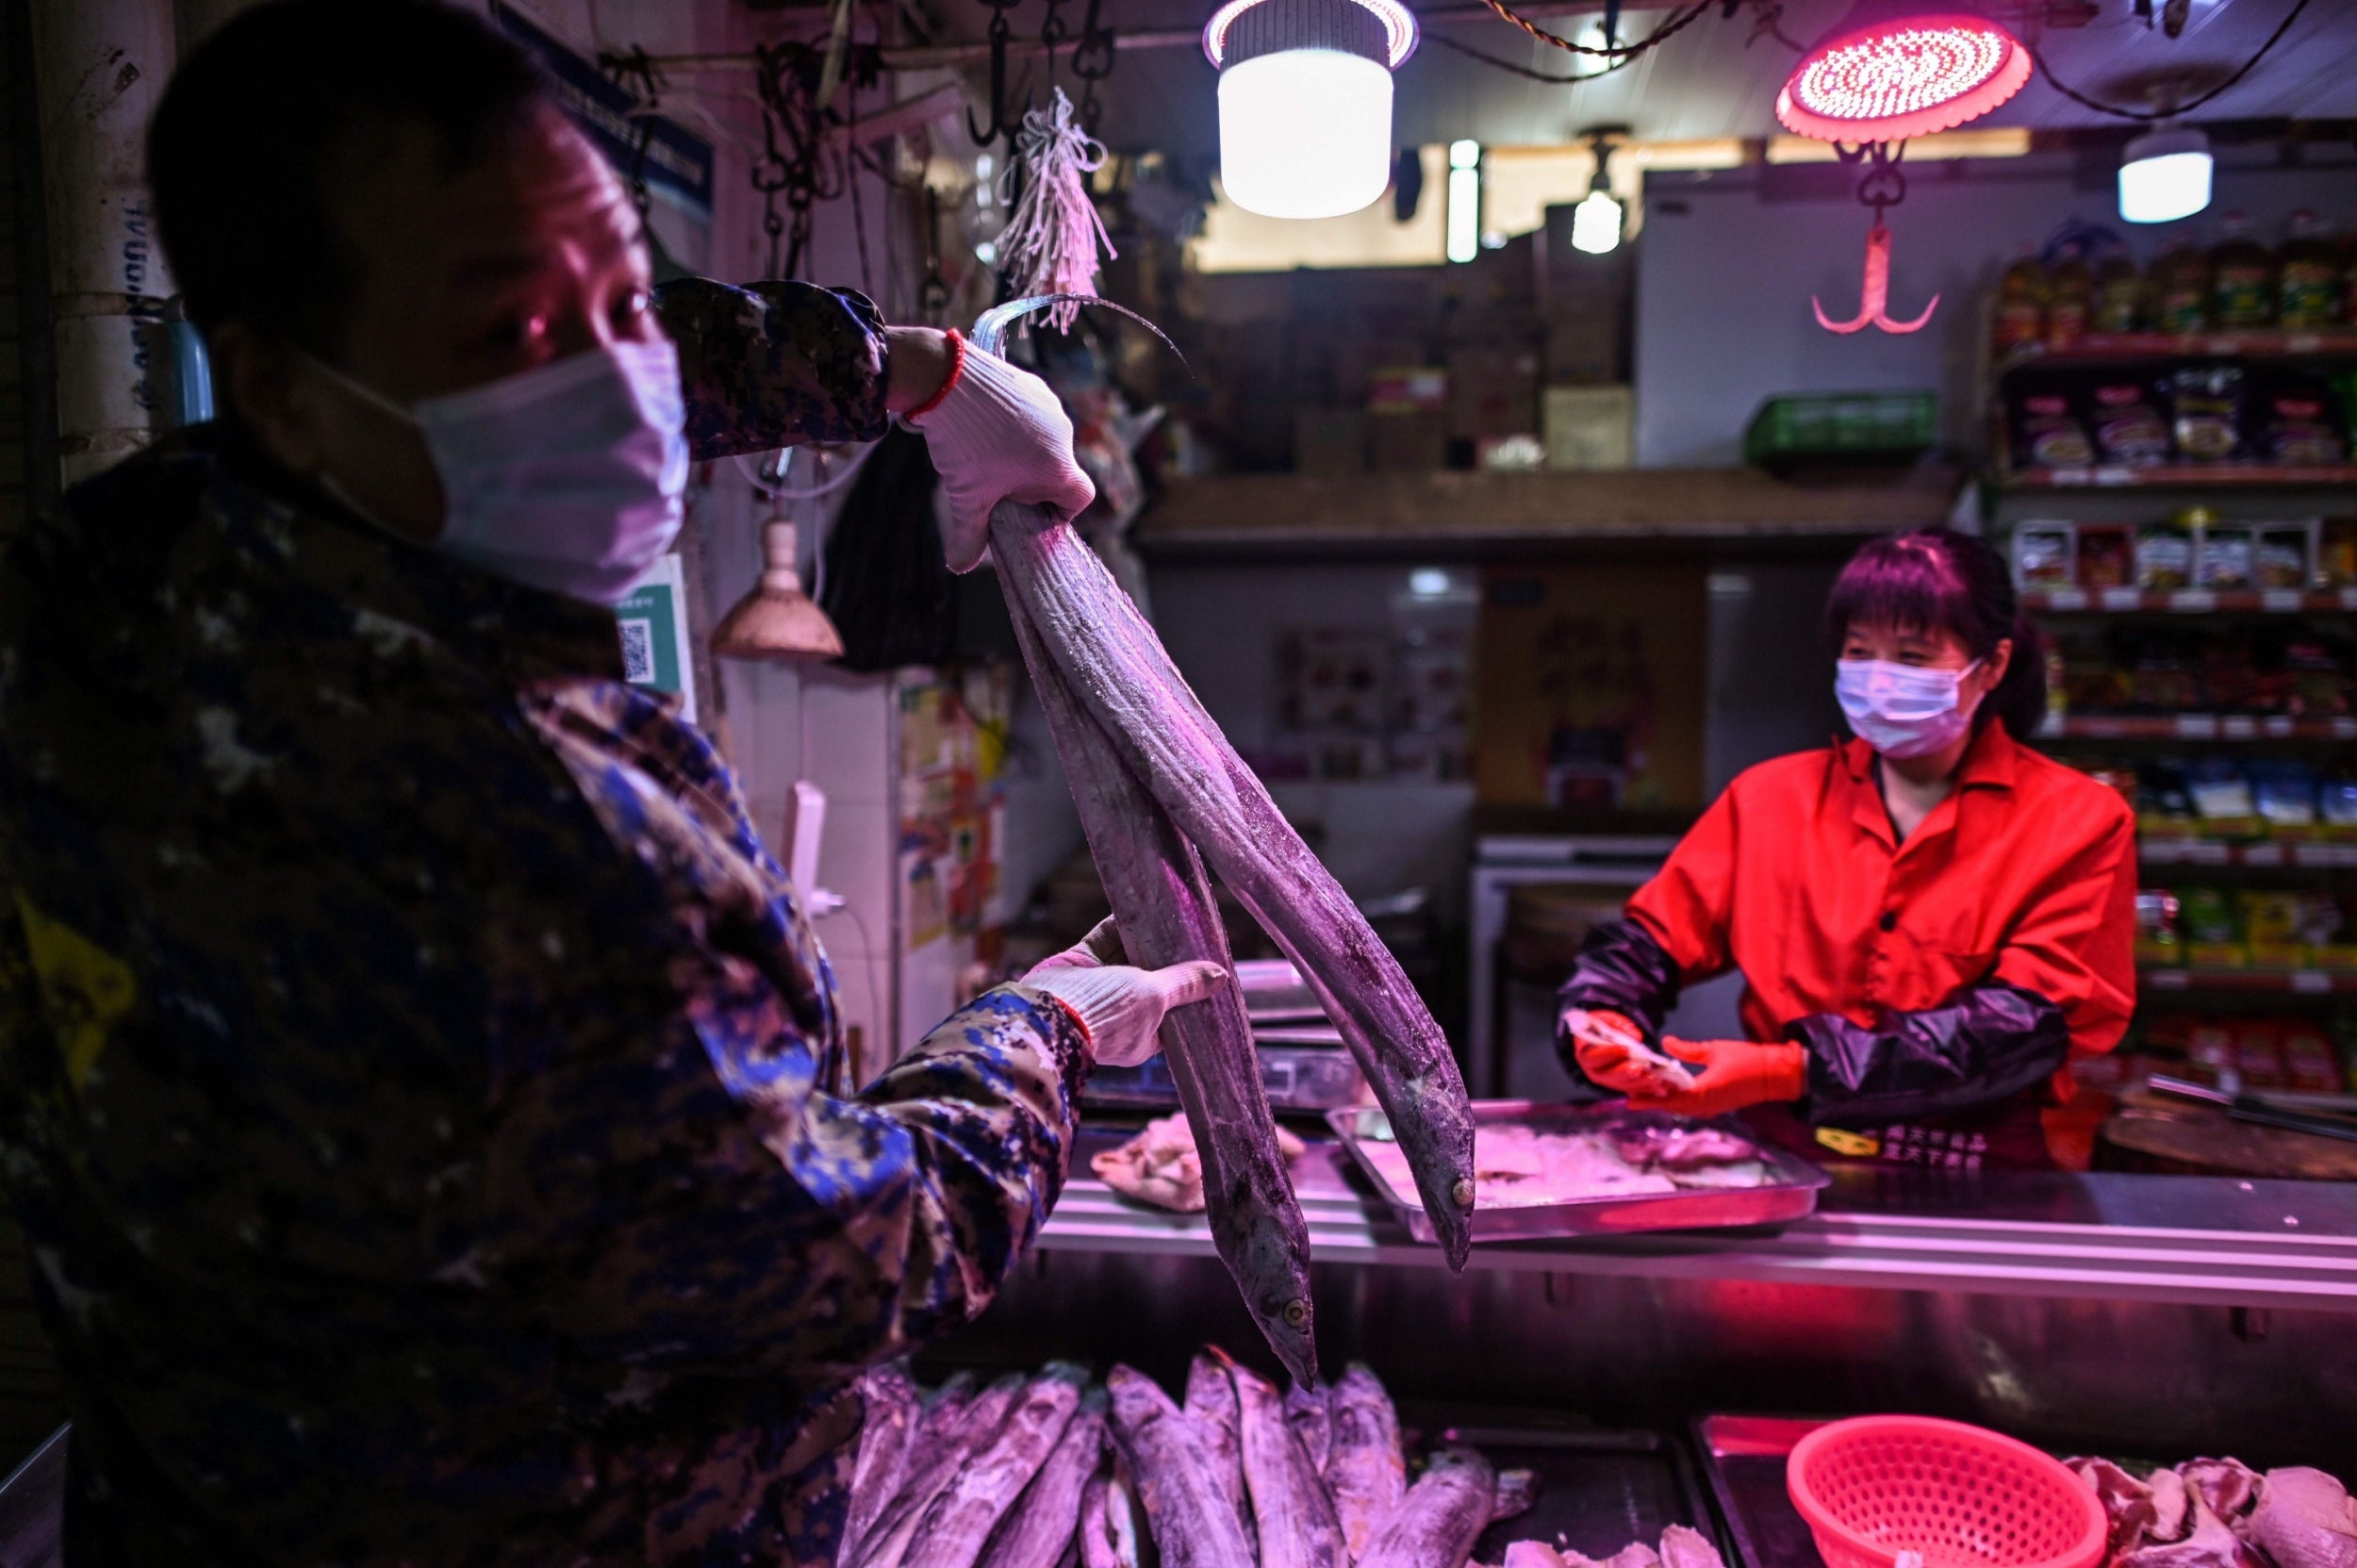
[1357,1122,1770,1212]
[2070,1456,2357,1568]
[1495,1522,1730,1568]
[1093,1114,1309,1214]
[840,1350,1584,1568]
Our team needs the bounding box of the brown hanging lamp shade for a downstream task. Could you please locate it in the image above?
[711,517,845,662]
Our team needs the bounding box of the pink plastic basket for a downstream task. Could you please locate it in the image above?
[1787,1416,2108,1568]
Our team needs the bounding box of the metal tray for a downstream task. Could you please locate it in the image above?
[1326,1100,1832,1244]
[1420,1418,1730,1567]
[1689,1415,1831,1568]
[1083,1042,1371,1113]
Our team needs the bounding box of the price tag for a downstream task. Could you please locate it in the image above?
[2167,590,2217,612]
[2287,334,2324,355]
[2189,842,2233,865]
[2336,718,2357,739]
[2340,588,2357,612]
[2262,590,2302,613]
[2150,969,2190,990]
[2220,716,2257,739]
[2101,588,2144,612]
[2091,467,2133,487]
[2044,588,2088,611]
[2239,844,2283,867]
[2264,717,2295,737]
[2051,468,2095,487]
[2176,715,2219,738]
[2293,972,2332,995]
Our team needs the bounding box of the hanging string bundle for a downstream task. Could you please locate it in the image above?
[995,88,1115,332]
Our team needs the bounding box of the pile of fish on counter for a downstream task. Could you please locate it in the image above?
[2070,1456,2357,1568]
[837,1350,1732,1568]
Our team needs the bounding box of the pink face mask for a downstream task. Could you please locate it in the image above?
[1836,658,1982,759]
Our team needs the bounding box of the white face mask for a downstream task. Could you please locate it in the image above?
[1836,657,1983,760]
[305,341,689,605]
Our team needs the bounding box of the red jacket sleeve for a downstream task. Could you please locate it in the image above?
[1624,785,1740,985]
[1991,796,2139,1057]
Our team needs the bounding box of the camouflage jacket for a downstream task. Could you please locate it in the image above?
[0,281,1088,1566]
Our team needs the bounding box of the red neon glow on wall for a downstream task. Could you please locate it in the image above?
[1775,13,2030,142]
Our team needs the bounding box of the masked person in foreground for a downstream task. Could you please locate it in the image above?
[1558,528,2136,1173]
[0,3,1228,1562]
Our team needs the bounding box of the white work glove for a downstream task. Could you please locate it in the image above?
[1019,917,1229,1069]
[909,337,1096,574]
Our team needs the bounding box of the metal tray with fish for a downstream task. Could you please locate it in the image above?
[1326,1100,1830,1244]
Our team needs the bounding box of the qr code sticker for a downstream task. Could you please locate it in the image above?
[618,619,656,683]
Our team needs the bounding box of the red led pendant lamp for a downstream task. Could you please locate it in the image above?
[1775,0,2031,143]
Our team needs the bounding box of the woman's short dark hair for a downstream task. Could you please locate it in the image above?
[1822,526,2051,742]
[149,0,553,349]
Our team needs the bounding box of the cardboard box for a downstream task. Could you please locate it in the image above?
[1369,367,1449,416]
[1295,409,1369,477]
[1370,412,1448,473]
[1447,345,1541,440]
[1543,386,1633,470]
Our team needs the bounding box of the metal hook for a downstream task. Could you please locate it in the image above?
[966,0,1020,146]
[1813,218,1938,335]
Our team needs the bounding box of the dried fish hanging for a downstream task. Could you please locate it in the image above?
[996,90,1115,331]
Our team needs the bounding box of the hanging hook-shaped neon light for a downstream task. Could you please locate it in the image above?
[1813,140,1937,336]
[1814,217,1937,334]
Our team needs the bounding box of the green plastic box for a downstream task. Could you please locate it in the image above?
[1744,389,1937,468]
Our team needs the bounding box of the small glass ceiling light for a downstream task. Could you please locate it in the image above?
[2118,124,2213,224]
[1446,140,1480,264]
[1571,131,1624,256]
[1775,1,2031,143]
[1205,0,1418,220]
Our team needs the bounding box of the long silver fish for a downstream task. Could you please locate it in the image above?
[1229,1357,1348,1568]
[1357,1447,1496,1568]
[1327,1364,1406,1561]
[1004,599,1317,1383]
[1283,1382,1332,1477]
[1182,1350,1252,1545]
[976,300,1476,1275]
[978,1391,1110,1568]
[847,1372,1025,1568]
[1105,1365,1258,1568]
[1078,1466,1145,1568]
[844,1363,922,1560]
[905,1364,1089,1568]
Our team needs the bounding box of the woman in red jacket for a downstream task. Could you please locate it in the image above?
[1558,528,2136,1170]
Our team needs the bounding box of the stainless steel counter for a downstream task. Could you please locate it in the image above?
[1041,1134,2357,1311]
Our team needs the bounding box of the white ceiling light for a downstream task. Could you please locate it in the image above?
[1445,140,1480,264]
[2118,124,2212,224]
[1205,0,1418,220]
[1570,129,1624,255]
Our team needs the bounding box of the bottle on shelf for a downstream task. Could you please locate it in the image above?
[2093,250,2147,335]
[2151,240,2212,335]
[1993,244,2048,355]
[2047,244,2094,349]
[2210,211,2275,330]
[2278,210,2339,331]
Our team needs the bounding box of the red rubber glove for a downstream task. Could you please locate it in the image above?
[1562,1007,1682,1095]
[1624,1037,1807,1120]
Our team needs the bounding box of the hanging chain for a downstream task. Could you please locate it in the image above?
[1069,0,1115,135]
[1838,140,1908,223]
[1039,0,1069,89]
[755,41,849,280]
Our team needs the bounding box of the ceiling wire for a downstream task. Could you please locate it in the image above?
[2023,0,2311,121]
[1426,0,1717,81]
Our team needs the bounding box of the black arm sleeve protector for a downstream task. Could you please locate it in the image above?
[1791,982,2070,1128]
[1554,918,1683,1086]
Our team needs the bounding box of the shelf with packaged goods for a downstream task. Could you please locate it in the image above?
[2142,838,2357,869]
[2045,715,2357,741]
[2024,587,2357,616]
[2141,966,2357,996]
[2000,331,2357,371]
[2003,464,2357,490]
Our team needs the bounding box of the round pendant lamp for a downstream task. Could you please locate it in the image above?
[1775,0,2030,143]
[1204,0,1418,219]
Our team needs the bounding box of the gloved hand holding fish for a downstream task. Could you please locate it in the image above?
[967,297,1479,1385]
[1562,1009,1696,1098]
